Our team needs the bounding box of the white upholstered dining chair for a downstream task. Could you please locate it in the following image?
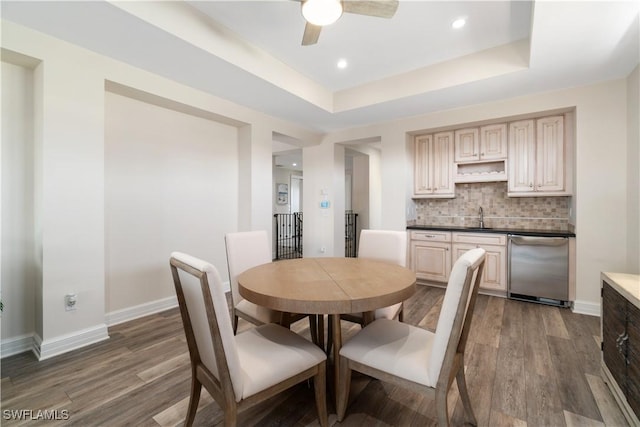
[225,230,317,338]
[336,247,486,426]
[356,229,408,321]
[170,252,328,427]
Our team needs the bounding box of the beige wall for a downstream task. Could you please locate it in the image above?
[627,65,640,273]
[1,61,36,342]
[104,91,239,313]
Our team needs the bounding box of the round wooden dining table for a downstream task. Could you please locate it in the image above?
[237,257,417,409]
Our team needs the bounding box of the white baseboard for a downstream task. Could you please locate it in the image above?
[1,284,233,360]
[105,295,179,327]
[0,333,38,359]
[36,324,110,361]
[104,281,230,326]
[572,299,601,317]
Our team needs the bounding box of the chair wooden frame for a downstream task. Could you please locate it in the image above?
[326,229,407,353]
[336,252,485,426]
[170,256,328,427]
[224,231,320,345]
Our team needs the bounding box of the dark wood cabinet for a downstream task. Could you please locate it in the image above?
[601,276,640,425]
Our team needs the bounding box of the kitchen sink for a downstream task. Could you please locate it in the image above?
[463,227,493,231]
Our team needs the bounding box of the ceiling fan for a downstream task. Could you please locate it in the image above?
[298,0,399,46]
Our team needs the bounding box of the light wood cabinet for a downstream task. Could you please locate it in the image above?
[601,274,640,425]
[452,233,507,293]
[413,132,454,198]
[508,115,570,196]
[480,124,508,160]
[409,231,451,283]
[455,124,507,163]
[454,128,479,163]
[414,112,572,197]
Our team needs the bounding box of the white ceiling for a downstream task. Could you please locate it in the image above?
[2,0,639,139]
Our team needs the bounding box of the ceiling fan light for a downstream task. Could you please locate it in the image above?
[302,0,343,26]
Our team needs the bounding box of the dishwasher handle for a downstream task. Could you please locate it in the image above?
[509,235,568,247]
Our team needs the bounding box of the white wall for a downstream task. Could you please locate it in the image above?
[104,91,239,313]
[1,61,36,346]
[627,65,640,273]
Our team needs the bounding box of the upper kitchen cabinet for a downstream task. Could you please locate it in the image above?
[508,114,573,196]
[413,132,455,198]
[454,124,508,183]
[454,124,507,163]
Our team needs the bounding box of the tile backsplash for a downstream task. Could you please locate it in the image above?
[412,182,572,231]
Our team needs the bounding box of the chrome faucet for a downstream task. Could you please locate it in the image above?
[478,206,484,229]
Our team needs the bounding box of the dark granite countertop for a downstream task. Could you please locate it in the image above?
[406,224,575,238]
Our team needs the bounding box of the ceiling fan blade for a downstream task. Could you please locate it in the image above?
[342,0,399,18]
[302,22,322,45]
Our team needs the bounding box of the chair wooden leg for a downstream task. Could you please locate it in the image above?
[435,385,450,427]
[309,315,318,346]
[456,365,477,426]
[317,315,324,350]
[326,319,333,356]
[223,408,238,427]
[336,356,352,422]
[232,313,239,335]
[184,376,202,427]
[314,362,328,427]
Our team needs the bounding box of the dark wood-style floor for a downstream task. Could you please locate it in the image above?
[1,285,629,426]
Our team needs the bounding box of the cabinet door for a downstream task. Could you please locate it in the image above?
[410,240,451,283]
[480,124,508,160]
[627,300,640,417]
[414,135,432,195]
[508,119,536,193]
[602,283,628,395]
[431,131,455,196]
[454,128,479,163]
[536,116,565,192]
[452,243,506,291]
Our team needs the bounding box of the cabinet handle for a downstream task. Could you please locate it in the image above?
[422,234,436,238]
[529,183,533,188]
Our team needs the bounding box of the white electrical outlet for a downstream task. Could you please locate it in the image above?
[65,293,77,311]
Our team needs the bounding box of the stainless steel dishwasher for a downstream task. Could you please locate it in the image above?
[508,235,570,307]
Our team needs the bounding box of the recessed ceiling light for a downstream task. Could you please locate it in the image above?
[337,58,348,69]
[452,18,466,29]
[292,163,297,167]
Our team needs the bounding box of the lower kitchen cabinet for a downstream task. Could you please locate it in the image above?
[452,232,507,293]
[601,272,640,425]
[452,243,506,292]
[409,231,451,283]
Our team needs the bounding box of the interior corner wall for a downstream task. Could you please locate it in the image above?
[367,148,382,230]
[333,144,346,257]
[303,141,336,257]
[628,65,640,273]
[1,61,36,342]
[104,91,239,313]
[351,155,370,236]
[238,124,274,236]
